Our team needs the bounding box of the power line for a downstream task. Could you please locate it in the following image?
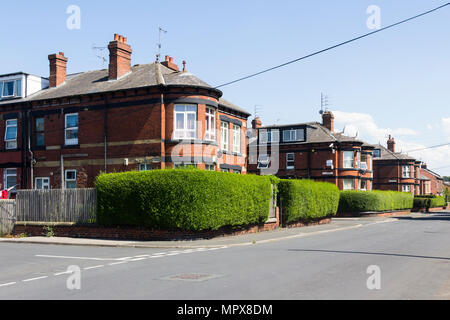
[405,142,450,153]
[214,3,450,89]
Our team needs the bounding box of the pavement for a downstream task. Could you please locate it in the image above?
[0,215,396,248]
[0,211,449,299]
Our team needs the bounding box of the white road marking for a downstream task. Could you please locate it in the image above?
[165,253,180,256]
[0,282,16,287]
[23,276,48,282]
[83,265,105,270]
[133,255,150,258]
[128,258,147,261]
[36,255,120,261]
[54,271,73,276]
[152,252,167,256]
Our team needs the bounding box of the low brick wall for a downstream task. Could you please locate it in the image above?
[284,217,332,229]
[12,208,281,241]
[337,210,411,218]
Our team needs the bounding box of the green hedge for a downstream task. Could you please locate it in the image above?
[414,196,446,209]
[338,190,413,213]
[95,169,272,231]
[278,179,340,223]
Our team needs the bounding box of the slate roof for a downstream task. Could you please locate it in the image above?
[372,144,416,161]
[259,122,373,146]
[0,63,250,115]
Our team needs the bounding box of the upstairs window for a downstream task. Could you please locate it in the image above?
[0,80,22,99]
[259,129,279,144]
[205,107,215,141]
[232,125,241,153]
[4,119,18,150]
[35,118,45,147]
[257,154,270,169]
[373,149,381,158]
[174,104,197,139]
[221,122,229,151]
[65,113,78,145]
[360,153,368,170]
[343,151,355,168]
[402,165,411,178]
[283,129,305,142]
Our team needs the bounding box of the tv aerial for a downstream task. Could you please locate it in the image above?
[319,93,330,114]
[157,27,167,62]
[92,44,107,68]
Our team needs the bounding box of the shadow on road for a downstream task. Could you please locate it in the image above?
[396,213,450,222]
[287,249,450,261]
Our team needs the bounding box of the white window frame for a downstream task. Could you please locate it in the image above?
[35,117,45,147]
[373,149,381,159]
[232,124,241,154]
[65,113,79,146]
[221,121,229,151]
[343,151,355,169]
[402,165,411,178]
[205,107,216,141]
[257,154,270,169]
[343,179,355,190]
[4,168,17,193]
[1,81,15,98]
[259,129,279,144]
[283,129,305,142]
[4,119,18,150]
[174,104,197,139]
[359,179,367,191]
[286,153,295,170]
[65,169,77,189]
[402,185,411,193]
[35,177,50,190]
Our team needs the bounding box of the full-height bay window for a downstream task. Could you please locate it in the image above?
[343,151,355,168]
[232,125,241,153]
[343,179,355,190]
[402,165,411,178]
[205,107,215,141]
[221,121,229,151]
[174,104,197,139]
[4,119,17,150]
[65,113,78,145]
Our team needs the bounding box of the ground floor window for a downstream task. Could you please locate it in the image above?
[174,163,196,169]
[343,179,355,190]
[139,163,151,171]
[4,168,17,192]
[402,185,411,193]
[65,170,77,189]
[35,177,50,190]
[359,180,367,191]
[205,164,216,171]
[221,169,229,173]
[233,170,241,174]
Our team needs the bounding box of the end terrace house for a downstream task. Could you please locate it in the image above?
[248,111,375,191]
[0,34,250,192]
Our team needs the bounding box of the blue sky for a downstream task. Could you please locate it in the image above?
[1,0,449,174]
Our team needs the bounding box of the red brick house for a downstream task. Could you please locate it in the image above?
[372,136,421,195]
[419,164,444,196]
[0,34,250,191]
[247,111,375,190]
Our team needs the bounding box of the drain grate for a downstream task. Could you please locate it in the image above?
[162,273,223,282]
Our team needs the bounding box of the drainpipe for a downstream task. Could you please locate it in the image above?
[104,104,108,173]
[27,110,34,189]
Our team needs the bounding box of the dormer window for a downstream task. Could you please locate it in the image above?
[373,149,381,158]
[0,79,22,99]
[259,129,279,144]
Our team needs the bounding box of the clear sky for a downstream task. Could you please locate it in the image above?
[1,0,449,175]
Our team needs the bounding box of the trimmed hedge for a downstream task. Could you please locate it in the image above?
[338,190,413,213]
[96,169,272,231]
[278,179,340,223]
[414,196,446,209]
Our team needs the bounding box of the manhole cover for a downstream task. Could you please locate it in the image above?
[161,273,223,282]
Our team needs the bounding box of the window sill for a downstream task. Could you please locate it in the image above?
[62,144,80,149]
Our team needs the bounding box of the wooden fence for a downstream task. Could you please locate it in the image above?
[16,189,97,223]
[0,200,16,235]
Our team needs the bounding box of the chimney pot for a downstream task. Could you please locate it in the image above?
[165,55,170,62]
[322,111,335,132]
[161,55,179,71]
[114,34,119,41]
[48,52,68,88]
[169,57,173,63]
[387,135,396,153]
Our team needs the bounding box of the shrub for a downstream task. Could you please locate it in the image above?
[278,179,340,223]
[95,169,273,231]
[414,195,446,209]
[338,190,413,213]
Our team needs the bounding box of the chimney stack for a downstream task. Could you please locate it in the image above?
[322,111,334,132]
[161,55,179,72]
[387,135,396,152]
[48,52,68,88]
[252,117,262,130]
[108,34,132,80]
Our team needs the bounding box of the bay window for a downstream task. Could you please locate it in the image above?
[221,121,229,151]
[232,125,241,153]
[205,107,215,141]
[343,151,355,168]
[343,179,355,190]
[4,119,17,150]
[174,104,197,139]
[402,165,411,178]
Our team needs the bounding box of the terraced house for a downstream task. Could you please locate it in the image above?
[0,34,250,192]
[248,111,375,190]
